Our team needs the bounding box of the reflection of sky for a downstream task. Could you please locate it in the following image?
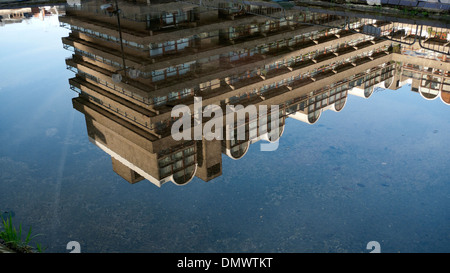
[0,16,71,145]
[0,17,449,253]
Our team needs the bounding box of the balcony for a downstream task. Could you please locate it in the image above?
[289,59,316,70]
[69,76,156,119]
[313,52,336,63]
[149,46,199,63]
[63,35,150,68]
[196,85,234,101]
[61,14,149,39]
[334,46,356,56]
[152,62,225,91]
[353,56,373,66]
[315,34,339,44]
[311,70,336,81]
[370,51,389,60]
[333,62,356,73]
[289,77,315,90]
[264,66,292,79]
[289,39,317,51]
[353,40,374,50]
[230,75,264,90]
[374,21,390,28]
[67,56,155,99]
[261,85,291,101]
[228,54,266,68]
[388,29,406,40]
[335,30,353,38]
[423,37,450,47]
[265,45,294,57]
[229,32,268,46]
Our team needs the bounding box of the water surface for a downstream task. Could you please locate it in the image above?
[0,11,449,253]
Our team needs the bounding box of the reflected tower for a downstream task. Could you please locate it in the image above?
[61,0,449,187]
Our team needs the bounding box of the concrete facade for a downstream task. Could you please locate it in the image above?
[61,0,449,187]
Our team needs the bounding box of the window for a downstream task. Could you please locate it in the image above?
[173,170,184,180]
[184,155,194,166]
[152,70,165,82]
[166,66,177,77]
[160,165,172,177]
[164,41,176,52]
[184,147,195,156]
[173,151,183,161]
[329,95,335,103]
[162,13,174,24]
[178,64,190,76]
[178,38,189,50]
[150,43,163,56]
[174,160,183,170]
[443,79,450,92]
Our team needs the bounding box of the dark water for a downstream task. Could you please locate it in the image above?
[0,14,449,253]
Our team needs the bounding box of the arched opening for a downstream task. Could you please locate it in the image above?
[384,77,394,89]
[364,86,374,98]
[288,111,321,125]
[225,141,250,160]
[419,87,439,100]
[332,97,347,112]
[440,90,450,105]
[171,164,197,185]
[307,110,321,124]
[349,86,373,99]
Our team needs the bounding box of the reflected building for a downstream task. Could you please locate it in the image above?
[0,8,33,26]
[60,0,449,187]
[0,6,63,26]
[396,51,450,104]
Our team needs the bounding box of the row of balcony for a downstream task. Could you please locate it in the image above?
[65,37,391,122]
